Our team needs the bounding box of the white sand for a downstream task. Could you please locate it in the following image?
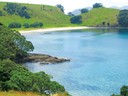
[19,27,94,34]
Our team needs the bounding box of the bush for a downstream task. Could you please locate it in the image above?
[39,22,43,27]
[117,9,128,27]
[70,16,82,24]
[30,22,43,28]
[9,22,21,28]
[23,23,29,28]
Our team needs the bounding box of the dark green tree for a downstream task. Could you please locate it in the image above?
[56,4,64,13]
[102,21,105,26]
[0,25,34,60]
[107,23,110,26]
[68,12,74,16]
[93,3,103,8]
[4,3,30,19]
[70,15,82,24]
[9,22,21,28]
[79,8,88,14]
[117,9,128,27]
[121,85,128,96]
[23,23,29,28]
[39,22,43,27]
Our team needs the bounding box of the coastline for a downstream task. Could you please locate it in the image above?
[19,26,128,34]
[19,26,94,34]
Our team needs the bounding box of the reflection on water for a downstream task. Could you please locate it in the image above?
[23,28,128,96]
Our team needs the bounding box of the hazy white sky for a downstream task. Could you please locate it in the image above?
[0,0,128,14]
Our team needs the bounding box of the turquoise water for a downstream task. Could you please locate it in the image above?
[23,28,128,96]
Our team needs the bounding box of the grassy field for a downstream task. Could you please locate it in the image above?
[0,1,73,27]
[0,90,70,96]
[80,7,120,27]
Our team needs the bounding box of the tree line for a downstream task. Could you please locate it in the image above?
[9,22,43,28]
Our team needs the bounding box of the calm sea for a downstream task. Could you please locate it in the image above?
[23,28,128,96]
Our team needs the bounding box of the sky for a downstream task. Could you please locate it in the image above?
[0,0,128,14]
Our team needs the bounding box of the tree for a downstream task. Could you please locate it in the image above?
[68,12,74,16]
[102,21,105,26]
[23,23,29,28]
[0,25,34,60]
[9,22,21,28]
[117,9,128,27]
[79,8,88,14]
[39,22,43,27]
[70,16,82,24]
[56,4,64,13]
[121,85,128,96]
[107,23,110,26]
[93,3,103,8]
[4,3,30,19]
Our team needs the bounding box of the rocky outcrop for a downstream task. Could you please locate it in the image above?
[17,53,70,65]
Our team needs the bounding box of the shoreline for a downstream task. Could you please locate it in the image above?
[19,26,128,34]
[17,53,70,65]
[19,26,94,34]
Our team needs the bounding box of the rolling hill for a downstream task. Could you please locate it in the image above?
[0,1,122,29]
[0,1,73,29]
[80,7,120,27]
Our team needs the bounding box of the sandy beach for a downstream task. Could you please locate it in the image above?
[19,27,94,34]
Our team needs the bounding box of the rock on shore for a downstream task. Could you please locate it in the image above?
[17,53,70,65]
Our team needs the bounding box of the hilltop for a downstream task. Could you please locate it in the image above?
[0,1,73,29]
[79,7,120,27]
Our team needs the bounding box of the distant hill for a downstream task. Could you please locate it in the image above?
[109,6,128,10]
[0,1,72,29]
[72,7,92,15]
[80,7,120,27]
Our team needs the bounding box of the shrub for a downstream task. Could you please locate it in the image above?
[70,16,82,24]
[23,23,29,28]
[9,22,21,28]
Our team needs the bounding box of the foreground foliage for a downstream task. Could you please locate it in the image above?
[0,60,65,95]
[0,25,70,95]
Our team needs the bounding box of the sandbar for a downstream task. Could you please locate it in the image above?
[19,27,94,34]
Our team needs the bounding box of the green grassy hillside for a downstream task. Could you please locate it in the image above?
[79,7,120,27]
[0,2,121,30]
[0,1,74,30]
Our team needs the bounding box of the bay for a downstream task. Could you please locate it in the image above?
[23,28,128,96]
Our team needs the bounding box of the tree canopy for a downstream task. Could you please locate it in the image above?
[3,3,30,19]
[56,4,64,13]
[93,3,103,8]
[117,9,128,27]
[70,15,82,24]
[68,12,74,16]
[0,25,34,61]
[79,8,88,14]
[0,60,65,94]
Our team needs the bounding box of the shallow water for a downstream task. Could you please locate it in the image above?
[23,28,128,96]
